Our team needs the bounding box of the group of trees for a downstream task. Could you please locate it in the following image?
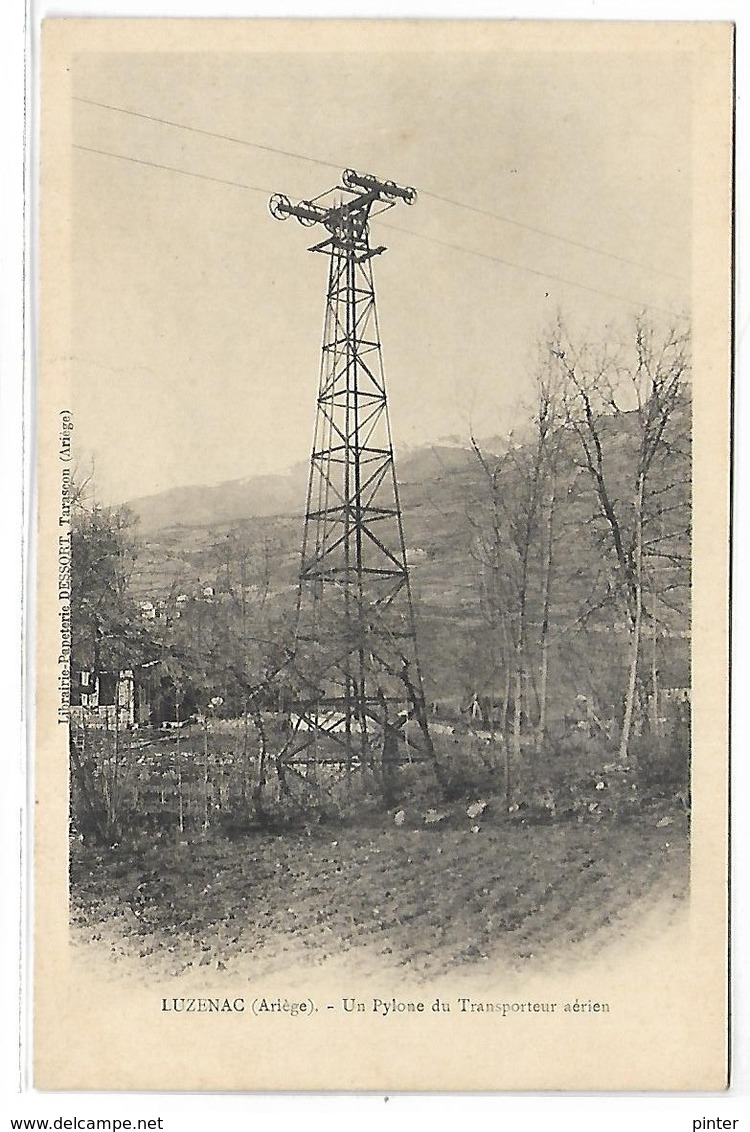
[470,312,691,792]
[70,481,289,709]
[68,476,292,837]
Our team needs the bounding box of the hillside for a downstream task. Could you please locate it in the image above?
[126,442,487,610]
[123,422,690,725]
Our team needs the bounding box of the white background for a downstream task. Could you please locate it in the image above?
[1,1,747,1128]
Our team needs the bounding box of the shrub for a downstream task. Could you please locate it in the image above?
[635,707,691,799]
[515,735,640,823]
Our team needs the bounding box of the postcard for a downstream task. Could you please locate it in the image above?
[35,18,733,1090]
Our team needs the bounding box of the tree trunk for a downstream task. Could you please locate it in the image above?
[650,606,661,741]
[241,696,250,808]
[176,696,184,834]
[108,677,121,841]
[69,724,106,841]
[537,481,556,752]
[500,661,511,740]
[381,720,399,809]
[510,656,523,808]
[202,717,210,833]
[619,473,645,762]
[250,697,270,817]
[538,643,549,753]
[620,609,641,762]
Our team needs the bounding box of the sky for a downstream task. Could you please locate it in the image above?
[69,34,693,504]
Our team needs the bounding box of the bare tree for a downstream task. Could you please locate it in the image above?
[550,313,691,761]
[531,354,567,751]
[470,370,560,800]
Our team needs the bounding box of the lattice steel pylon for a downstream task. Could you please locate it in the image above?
[269,170,434,774]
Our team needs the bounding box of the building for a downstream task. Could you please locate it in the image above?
[70,667,154,729]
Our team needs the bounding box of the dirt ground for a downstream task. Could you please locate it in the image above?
[69,804,689,980]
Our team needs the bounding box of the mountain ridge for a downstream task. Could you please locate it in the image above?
[127,441,498,533]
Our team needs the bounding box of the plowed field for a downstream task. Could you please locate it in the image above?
[70,805,688,980]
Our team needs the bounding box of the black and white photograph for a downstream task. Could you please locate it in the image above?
[34,18,732,1091]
